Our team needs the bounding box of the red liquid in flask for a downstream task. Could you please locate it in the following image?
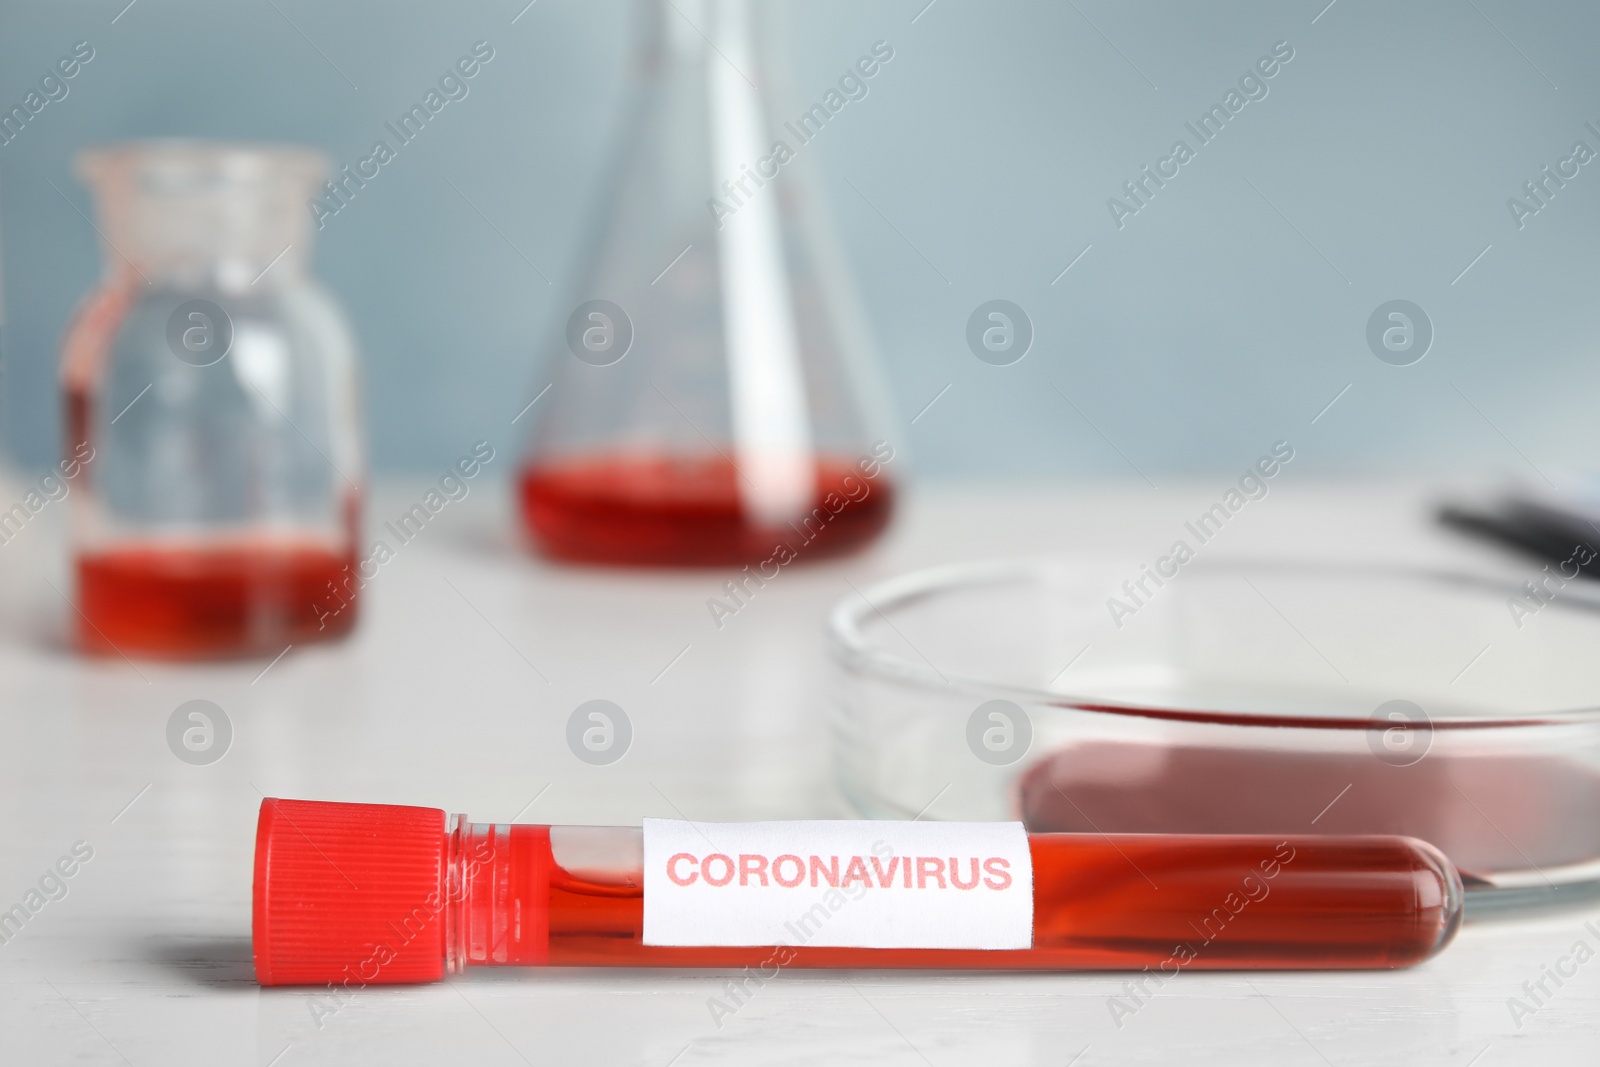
[76,541,357,659]
[518,453,895,566]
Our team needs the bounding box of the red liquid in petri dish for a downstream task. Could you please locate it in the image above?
[518,453,895,566]
[1016,739,1600,883]
[76,541,357,659]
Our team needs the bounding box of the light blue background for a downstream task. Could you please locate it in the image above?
[2,0,1597,482]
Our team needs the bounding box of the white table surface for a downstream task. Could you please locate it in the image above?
[0,474,1594,1066]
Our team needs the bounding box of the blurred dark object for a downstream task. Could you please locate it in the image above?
[1439,494,1600,579]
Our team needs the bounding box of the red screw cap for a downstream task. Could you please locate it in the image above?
[253,798,451,987]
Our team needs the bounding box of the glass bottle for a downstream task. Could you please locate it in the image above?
[63,141,363,659]
[517,0,901,567]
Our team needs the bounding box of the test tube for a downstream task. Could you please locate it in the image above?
[252,799,1462,986]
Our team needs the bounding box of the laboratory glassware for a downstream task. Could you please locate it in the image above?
[830,556,1600,915]
[63,141,363,659]
[517,0,900,566]
[252,798,1462,985]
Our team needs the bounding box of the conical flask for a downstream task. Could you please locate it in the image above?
[517,0,901,567]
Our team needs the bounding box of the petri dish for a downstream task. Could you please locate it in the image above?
[828,557,1600,917]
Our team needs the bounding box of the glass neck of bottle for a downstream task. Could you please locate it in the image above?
[81,147,320,292]
[108,245,309,291]
[99,197,311,289]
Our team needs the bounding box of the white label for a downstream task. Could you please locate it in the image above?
[642,819,1034,950]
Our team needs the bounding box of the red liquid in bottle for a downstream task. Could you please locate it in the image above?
[76,541,357,659]
[517,453,894,566]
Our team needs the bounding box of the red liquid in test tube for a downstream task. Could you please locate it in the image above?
[252,799,1462,986]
